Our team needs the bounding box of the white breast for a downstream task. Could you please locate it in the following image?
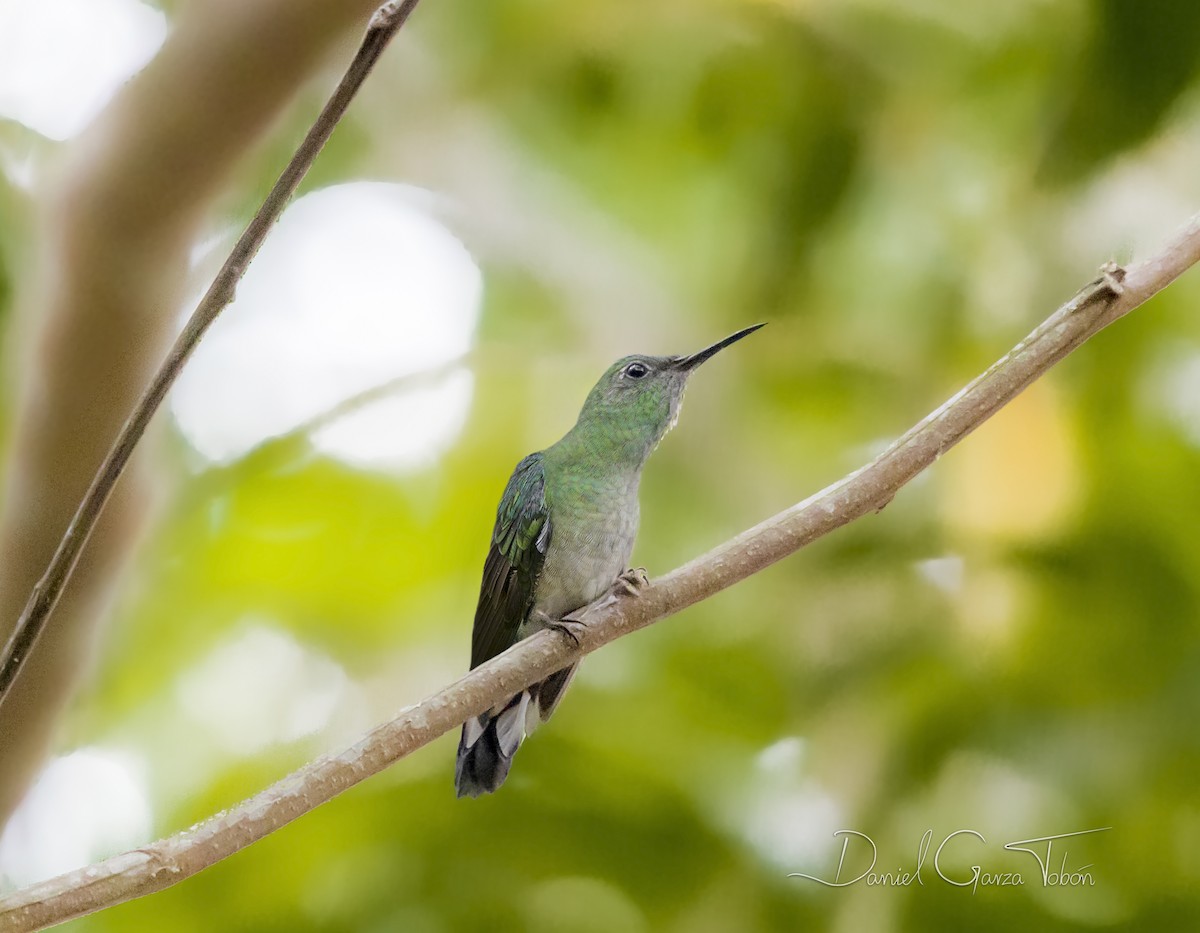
[531,482,639,621]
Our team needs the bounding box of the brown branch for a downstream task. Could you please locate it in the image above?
[0,0,408,825]
[2,213,1197,932]
[0,0,422,711]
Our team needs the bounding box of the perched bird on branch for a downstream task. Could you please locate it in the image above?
[455,324,764,797]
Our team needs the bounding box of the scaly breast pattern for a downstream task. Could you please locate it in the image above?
[531,469,640,622]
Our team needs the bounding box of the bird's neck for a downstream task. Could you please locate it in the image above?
[550,410,661,477]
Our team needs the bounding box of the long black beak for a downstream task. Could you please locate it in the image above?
[673,323,766,371]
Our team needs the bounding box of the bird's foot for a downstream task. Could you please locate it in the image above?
[546,611,588,648]
[547,570,649,647]
[613,567,649,597]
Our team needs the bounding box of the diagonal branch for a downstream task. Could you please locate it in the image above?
[2,213,1197,932]
[0,0,422,827]
[0,0,422,711]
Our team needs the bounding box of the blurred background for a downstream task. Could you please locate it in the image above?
[1,0,1199,930]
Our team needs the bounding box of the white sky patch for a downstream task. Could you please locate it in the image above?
[175,624,350,757]
[916,555,965,594]
[1142,345,1200,448]
[757,735,806,774]
[721,736,847,873]
[0,147,36,191]
[741,783,843,871]
[0,748,151,888]
[311,367,474,471]
[172,182,482,472]
[0,0,167,141]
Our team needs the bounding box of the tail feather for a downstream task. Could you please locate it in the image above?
[455,689,532,797]
[454,663,578,797]
[535,663,578,721]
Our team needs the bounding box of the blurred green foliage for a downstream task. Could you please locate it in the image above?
[5,0,1200,930]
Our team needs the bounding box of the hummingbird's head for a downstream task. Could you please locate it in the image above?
[570,324,765,463]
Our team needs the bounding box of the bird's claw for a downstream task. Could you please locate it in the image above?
[613,567,649,597]
[549,569,649,646]
[547,615,588,648]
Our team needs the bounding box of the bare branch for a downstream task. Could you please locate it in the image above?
[2,212,1196,932]
[0,0,422,712]
[0,0,413,824]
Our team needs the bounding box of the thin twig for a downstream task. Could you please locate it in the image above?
[270,354,469,444]
[3,213,1197,933]
[0,0,422,709]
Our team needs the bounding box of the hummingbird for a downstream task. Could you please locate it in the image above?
[455,324,764,797]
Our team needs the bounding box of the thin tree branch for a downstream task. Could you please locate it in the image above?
[2,213,1197,932]
[0,0,406,825]
[264,354,469,448]
[0,0,422,710]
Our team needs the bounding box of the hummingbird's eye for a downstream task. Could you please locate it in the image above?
[624,362,649,379]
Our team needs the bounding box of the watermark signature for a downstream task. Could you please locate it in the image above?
[788,827,1110,893]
